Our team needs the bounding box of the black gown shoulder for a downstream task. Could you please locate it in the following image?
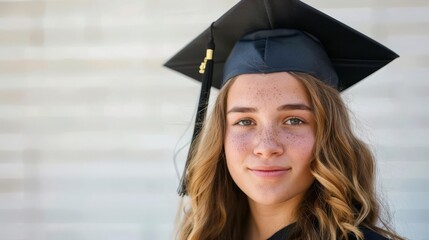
[352,227,389,240]
[267,223,389,240]
[266,223,294,240]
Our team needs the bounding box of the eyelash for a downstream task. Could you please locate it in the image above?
[234,119,254,126]
[233,117,305,126]
[284,117,305,125]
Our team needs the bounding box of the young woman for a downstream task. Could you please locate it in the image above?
[177,70,404,240]
[165,1,404,240]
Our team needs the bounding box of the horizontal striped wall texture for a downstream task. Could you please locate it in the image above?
[0,0,428,239]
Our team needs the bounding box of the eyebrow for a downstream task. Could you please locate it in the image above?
[227,103,312,114]
[227,107,257,114]
[277,103,312,111]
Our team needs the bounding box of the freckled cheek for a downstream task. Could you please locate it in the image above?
[224,130,254,157]
[281,131,315,157]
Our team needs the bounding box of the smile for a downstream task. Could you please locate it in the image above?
[249,167,291,177]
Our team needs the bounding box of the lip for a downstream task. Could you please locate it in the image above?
[249,166,291,177]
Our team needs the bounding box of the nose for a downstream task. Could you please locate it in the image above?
[253,126,284,159]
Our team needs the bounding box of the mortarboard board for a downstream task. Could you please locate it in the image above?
[164,0,399,90]
[164,0,399,196]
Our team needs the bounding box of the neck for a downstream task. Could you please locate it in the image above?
[246,195,303,240]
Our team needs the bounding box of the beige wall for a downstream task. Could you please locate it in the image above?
[0,0,428,239]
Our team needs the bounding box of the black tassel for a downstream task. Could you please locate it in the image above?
[177,23,216,196]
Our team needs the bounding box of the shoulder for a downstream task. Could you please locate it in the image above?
[361,227,389,240]
[348,227,389,240]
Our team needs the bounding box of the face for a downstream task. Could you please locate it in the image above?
[224,72,315,206]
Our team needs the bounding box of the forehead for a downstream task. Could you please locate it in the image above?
[227,72,310,106]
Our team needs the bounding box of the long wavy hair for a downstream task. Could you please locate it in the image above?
[176,72,404,240]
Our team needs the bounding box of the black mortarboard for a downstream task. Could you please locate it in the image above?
[164,0,399,196]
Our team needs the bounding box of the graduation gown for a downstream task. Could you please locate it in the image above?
[267,223,389,240]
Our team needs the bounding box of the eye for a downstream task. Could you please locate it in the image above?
[235,119,254,126]
[284,117,304,125]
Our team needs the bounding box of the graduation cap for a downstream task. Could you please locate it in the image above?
[164,0,399,196]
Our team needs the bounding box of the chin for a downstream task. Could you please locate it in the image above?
[246,184,310,207]
[251,196,286,206]
[247,190,296,206]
